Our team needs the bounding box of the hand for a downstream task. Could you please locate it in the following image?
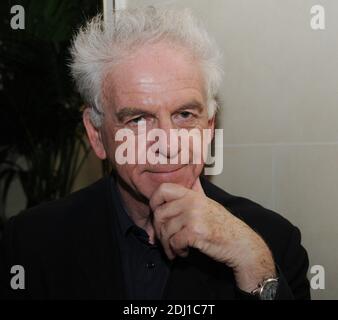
[149,178,276,292]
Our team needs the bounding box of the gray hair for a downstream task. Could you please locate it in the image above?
[70,7,223,127]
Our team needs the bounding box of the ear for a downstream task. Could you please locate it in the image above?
[208,115,216,140]
[83,108,107,160]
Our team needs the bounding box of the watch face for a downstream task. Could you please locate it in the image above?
[260,280,279,300]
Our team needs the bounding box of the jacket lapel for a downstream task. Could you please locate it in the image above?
[75,177,127,299]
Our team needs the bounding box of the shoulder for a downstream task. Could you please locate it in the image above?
[14,177,109,220]
[2,177,111,249]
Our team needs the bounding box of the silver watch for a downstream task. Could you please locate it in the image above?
[251,278,279,300]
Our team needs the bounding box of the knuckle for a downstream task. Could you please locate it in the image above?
[154,206,163,218]
[160,222,168,239]
[186,232,197,248]
[154,205,168,222]
[188,221,204,238]
[169,235,176,248]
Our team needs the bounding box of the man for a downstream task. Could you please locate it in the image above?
[0,7,310,300]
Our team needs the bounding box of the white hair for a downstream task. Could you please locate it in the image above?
[70,6,223,127]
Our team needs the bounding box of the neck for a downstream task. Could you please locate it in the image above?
[116,176,156,244]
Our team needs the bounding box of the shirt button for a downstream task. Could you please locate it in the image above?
[146,262,155,269]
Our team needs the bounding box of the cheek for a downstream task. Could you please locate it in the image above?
[114,164,155,199]
[115,163,137,180]
[105,134,131,166]
[99,125,117,160]
[191,163,204,182]
[187,128,211,165]
[114,163,145,194]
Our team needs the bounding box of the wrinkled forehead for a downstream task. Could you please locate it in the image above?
[100,42,207,112]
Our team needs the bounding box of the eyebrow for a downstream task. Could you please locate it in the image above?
[174,100,204,114]
[115,108,155,122]
[115,99,204,122]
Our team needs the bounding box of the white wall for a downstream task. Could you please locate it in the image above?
[124,0,338,299]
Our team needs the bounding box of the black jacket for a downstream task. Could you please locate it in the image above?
[0,176,310,300]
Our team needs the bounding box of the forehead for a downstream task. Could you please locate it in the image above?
[101,42,206,111]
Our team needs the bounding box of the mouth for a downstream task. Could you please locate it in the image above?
[146,165,186,174]
[144,165,187,182]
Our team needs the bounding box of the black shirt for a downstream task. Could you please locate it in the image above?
[111,177,172,299]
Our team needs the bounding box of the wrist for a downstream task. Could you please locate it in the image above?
[234,250,276,293]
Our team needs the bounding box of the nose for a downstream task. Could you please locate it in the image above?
[154,115,180,161]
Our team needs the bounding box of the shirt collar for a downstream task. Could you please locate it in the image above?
[111,173,153,245]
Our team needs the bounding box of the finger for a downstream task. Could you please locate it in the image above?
[152,194,189,223]
[169,227,196,258]
[160,223,176,260]
[149,183,190,212]
[159,214,186,260]
[152,200,183,240]
[191,177,205,195]
[153,196,193,247]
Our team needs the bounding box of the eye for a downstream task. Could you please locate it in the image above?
[127,116,146,125]
[178,111,194,119]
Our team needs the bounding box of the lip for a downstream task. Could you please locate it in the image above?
[144,165,187,182]
[146,165,186,174]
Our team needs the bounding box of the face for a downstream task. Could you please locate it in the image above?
[84,42,214,200]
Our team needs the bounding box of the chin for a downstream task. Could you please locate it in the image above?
[136,165,200,199]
